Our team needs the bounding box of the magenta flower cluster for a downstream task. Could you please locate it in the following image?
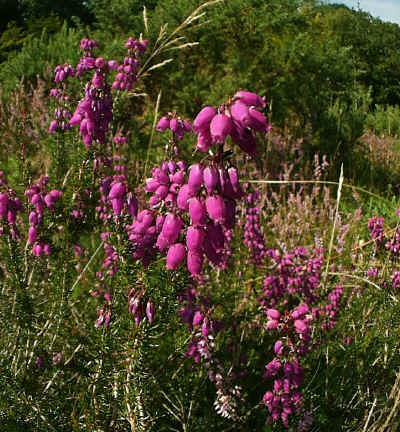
[193,90,270,157]
[156,113,192,141]
[127,159,242,276]
[25,176,62,257]
[0,171,23,239]
[259,247,344,428]
[179,285,242,419]
[49,37,146,148]
[367,212,400,291]
[243,191,266,265]
[128,288,155,326]
[367,216,385,243]
[111,37,147,91]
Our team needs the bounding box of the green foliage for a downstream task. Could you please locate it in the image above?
[366,105,400,137]
[0,22,25,61]
[0,23,84,93]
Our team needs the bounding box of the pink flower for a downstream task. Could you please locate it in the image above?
[146,300,155,324]
[161,213,183,242]
[193,106,216,133]
[33,243,43,257]
[109,182,126,199]
[267,309,281,320]
[177,184,193,211]
[196,130,213,152]
[188,164,203,194]
[48,120,58,133]
[205,195,226,223]
[230,101,250,123]
[189,198,206,225]
[186,226,205,252]
[203,166,219,195]
[28,226,38,244]
[247,108,270,132]
[192,311,204,326]
[209,114,232,144]
[187,251,203,275]
[234,90,265,108]
[294,319,307,334]
[156,116,170,131]
[166,243,186,270]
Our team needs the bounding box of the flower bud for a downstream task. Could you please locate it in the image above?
[49,189,62,201]
[146,300,155,324]
[48,120,58,133]
[33,243,43,257]
[294,319,307,334]
[111,198,124,215]
[192,311,204,326]
[0,193,8,218]
[44,193,55,209]
[267,309,281,320]
[108,60,119,69]
[29,211,38,226]
[274,340,284,355]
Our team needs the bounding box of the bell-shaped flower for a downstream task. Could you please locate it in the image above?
[177,184,193,211]
[161,213,183,243]
[196,130,213,152]
[166,243,186,270]
[109,182,126,199]
[247,108,270,132]
[234,90,265,108]
[210,114,232,144]
[156,116,170,131]
[205,195,226,223]
[230,101,250,124]
[111,197,124,215]
[193,106,216,133]
[186,226,205,252]
[28,226,38,244]
[188,198,206,225]
[187,251,203,275]
[203,166,219,195]
[188,164,203,194]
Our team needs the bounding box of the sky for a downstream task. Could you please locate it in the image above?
[325,0,400,24]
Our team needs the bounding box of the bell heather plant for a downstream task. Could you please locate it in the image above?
[1,7,400,431]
